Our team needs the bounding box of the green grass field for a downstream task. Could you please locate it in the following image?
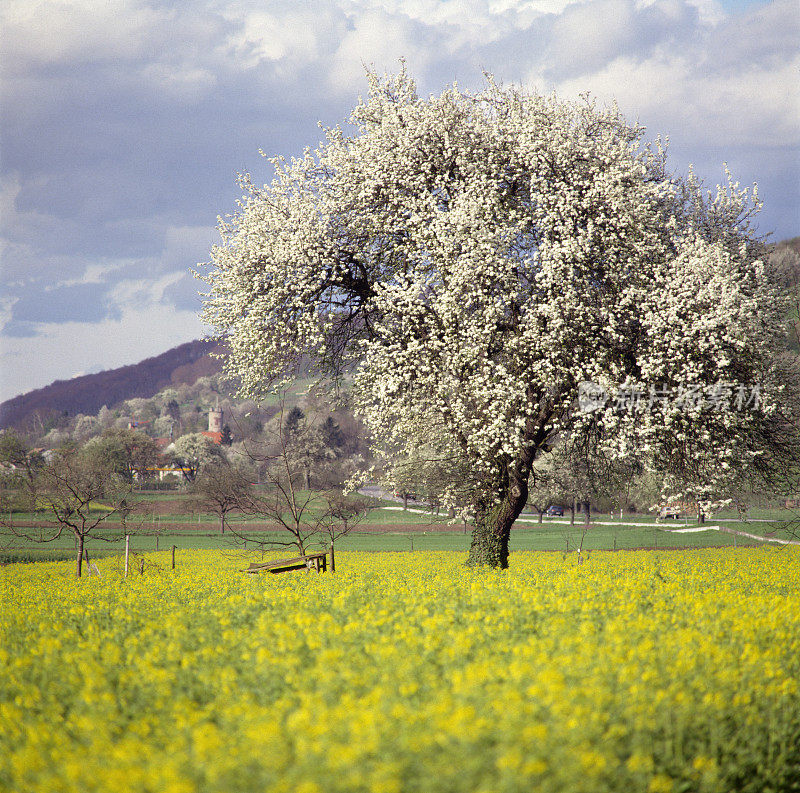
[3,510,797,565]
[3,488,797,564]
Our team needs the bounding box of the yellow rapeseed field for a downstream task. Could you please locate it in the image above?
[1,549,798,793]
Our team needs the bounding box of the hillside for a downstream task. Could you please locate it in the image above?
[0,338,225,432]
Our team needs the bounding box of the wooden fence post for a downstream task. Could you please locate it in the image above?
[172,545,176,570]
[125,534,130,579]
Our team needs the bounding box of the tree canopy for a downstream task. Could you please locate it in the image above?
[170,433,223,483]
[82,428,161,483]
[200,67,798,567]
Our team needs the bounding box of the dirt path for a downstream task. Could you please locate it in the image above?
[664,525,800,546]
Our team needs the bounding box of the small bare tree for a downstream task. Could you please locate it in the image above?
[318,491,374,571]
[191,461,253,534]
[1,444,136,578]
[227,398,373,563]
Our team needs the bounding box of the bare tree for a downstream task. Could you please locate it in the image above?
[192,461,253,534]
[1,444,136,578]
[318,491,375,571]
[227,399,373,561]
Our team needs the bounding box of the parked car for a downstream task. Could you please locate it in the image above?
[659,505,681,519]
[546,505,564,516]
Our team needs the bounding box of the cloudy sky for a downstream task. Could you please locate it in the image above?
[1,0,797,403]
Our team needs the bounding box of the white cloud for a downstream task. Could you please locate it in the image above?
[551,47,800,149]
[43,262,127,291]
[1,0,170,71]
[356,0,572,28]
[546,0,640,75]
[0,297,18,334]
[229,7,343,66]
[0,175,22,224]
[108,270,190,311]
[163,225,219,266]
[0,174,57,243]
[327,9,439,93]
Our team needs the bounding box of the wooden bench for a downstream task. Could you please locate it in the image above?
[242,551,328,575]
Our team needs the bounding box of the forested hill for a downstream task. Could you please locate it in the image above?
[0,339,224,432]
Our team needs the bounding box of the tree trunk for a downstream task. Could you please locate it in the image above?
[75,533,84,578]
[570,498,576,525]
[538,510,543,524]
[583,501,591,526]
[220,513,225,534]
[466,483,528,569]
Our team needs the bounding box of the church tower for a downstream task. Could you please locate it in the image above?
[208,399,223,434]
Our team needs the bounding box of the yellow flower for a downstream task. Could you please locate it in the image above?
[647,774,674,793]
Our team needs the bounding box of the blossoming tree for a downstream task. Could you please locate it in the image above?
[200,67,796,567]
